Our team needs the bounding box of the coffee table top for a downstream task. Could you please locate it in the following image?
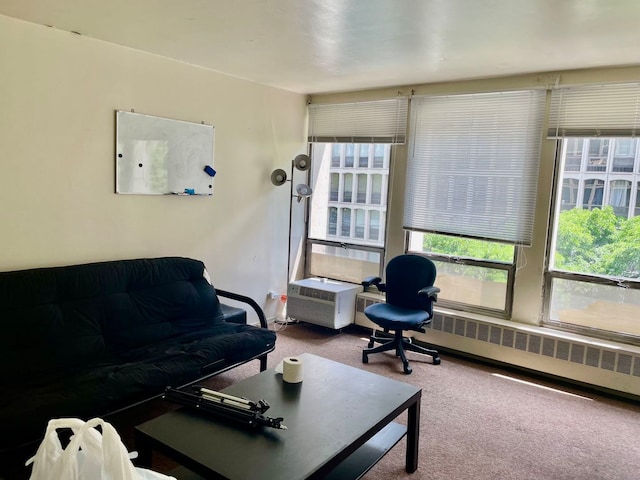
[136,353,421,480]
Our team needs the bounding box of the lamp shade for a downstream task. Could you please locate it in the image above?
[293,154,311,171]
[270,169,288,186]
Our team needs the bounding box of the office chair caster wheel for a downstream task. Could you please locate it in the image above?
[433,357,441,365]
[362,352,369,364]
[403,363,412,374]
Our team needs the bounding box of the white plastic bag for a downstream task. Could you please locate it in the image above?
[26,417,176,480]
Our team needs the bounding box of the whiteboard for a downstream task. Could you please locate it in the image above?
[115,111,215,195]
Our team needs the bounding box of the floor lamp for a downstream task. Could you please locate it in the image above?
[270,154,313,286]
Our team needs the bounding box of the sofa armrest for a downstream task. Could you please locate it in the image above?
[215,289,268,329]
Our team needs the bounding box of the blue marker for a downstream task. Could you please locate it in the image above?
[184,188,195,195]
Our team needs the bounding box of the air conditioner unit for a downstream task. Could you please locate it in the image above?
[287,278,363,330]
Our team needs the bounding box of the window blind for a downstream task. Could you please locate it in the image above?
[548,83,640,138]
[404,90,546,246]
[308,97,408,144]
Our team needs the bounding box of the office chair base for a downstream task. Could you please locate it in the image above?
[362,330,440,374]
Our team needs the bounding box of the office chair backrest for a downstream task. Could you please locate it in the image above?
[384,254,437,313]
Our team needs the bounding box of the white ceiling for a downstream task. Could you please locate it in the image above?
[2,0,640,94]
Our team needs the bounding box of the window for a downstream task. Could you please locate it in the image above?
[408,233,515,313]
[306,98,408,283]
[356,174,367,203]
[586,139,609,172]
[328,207,337,235]
[308,143,392,282]
[369,211,380,241]
[355,209,365,239]
[345,144,355,168]
[371,174,383,205]
[331,144,341,167]
[404,90,545,316]
[609,180,631,217]
[582,179,604,209]
[549,140,640,340]
[342,173,353,202]
[358,144,369,167]
[564,138,583,171]
[330,173,339,201]
[561,178,579,211]
[546,83,640,342]
[612,139,636,172]
[341,207,351,236]
[373,145,385,168]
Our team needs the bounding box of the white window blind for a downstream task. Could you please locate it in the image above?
[548,83,640,138]
[308,97,408,144]
[404,90,546,246]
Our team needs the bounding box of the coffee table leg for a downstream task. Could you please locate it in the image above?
[134,430,153,469]
[406,395,421,473]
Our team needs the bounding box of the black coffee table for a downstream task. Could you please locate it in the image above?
[135,353,421,479]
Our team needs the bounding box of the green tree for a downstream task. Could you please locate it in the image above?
[555,206,640,280]
[597,216,640,278]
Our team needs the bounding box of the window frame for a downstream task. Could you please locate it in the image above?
[304,142,395,282]
[405,233,518,318]
[543,138,640,344]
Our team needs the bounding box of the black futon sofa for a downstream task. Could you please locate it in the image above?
[0,256,276,457]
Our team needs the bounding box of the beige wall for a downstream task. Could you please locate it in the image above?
[0,15,307,321]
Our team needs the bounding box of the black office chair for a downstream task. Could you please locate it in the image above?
[361,254,441,374]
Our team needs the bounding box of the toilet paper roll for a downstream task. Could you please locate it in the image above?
[282,356,303,383]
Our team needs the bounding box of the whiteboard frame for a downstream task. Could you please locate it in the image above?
[115,110,215,196]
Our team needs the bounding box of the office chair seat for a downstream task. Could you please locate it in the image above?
[361,254,441,374]
[364,303,428,330]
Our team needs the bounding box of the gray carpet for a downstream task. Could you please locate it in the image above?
[201,322,640,480]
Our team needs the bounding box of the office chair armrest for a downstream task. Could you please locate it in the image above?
[419,286,440,301]
[362,276,385,292]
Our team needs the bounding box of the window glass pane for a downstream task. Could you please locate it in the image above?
[561,178,579,211]
[369,211,380,241]
[345,144,354,167]
[609,180,631,217]
[328,207,337,236]
[373,144,385,168]
[308,244,381,284]
[331,144,341,167]
[342,173,353,202]
[407,232,514,313]
[549,277,640,338]
[433,260,508,311]
[411,232,515,263]
[586,139,609,172]
[636,182,640,216]
[582,179,604,209]
[564,138,583,171]
[356,174,367,203]
[371,174,382,205]
[341,208,351,236]
[355,209,365,239]
[330,173,339,201]
[612,139,636,172]
[358,144,369,167]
